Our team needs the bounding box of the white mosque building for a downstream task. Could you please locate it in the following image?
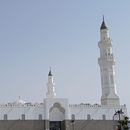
[0,18,127,124]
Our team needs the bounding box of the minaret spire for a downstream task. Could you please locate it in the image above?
[100,15,107,30]
[98,18,120,106]
[46,68,56,98]
[48,67,52,76]
[103,15,104,21]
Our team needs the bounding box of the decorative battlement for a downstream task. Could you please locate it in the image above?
[0,102,126,109]
[69,103,126,109]
[0,102,44,107]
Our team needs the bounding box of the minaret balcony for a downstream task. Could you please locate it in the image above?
[98,55,115,66]
[98,38,112,48]
[106,53,114,59]
[99,54,114,60]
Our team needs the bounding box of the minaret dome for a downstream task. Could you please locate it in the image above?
[48,69,52,76]
[100,16,108,30]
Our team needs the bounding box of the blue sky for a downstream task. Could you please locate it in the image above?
[0,1,130,116]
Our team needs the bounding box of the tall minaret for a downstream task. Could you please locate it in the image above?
[46,69,56,98]
[98,17,120,106]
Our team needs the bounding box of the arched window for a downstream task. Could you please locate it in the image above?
[39,114,42,120]
[49,103,65,121]
[22,114,25,120]
[4,114,8,120]
[71,114,75,123]
[87,114,91,120]
[102,114,106,120]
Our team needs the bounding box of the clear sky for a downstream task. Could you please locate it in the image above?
[0,1,130,117]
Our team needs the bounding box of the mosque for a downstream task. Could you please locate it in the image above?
[0,18,127,130]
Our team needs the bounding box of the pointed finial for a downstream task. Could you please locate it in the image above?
[103,15,105,22]
[48,67,52,76]
[100,15,107,30]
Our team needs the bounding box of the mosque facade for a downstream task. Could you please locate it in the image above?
[0,18,127,130]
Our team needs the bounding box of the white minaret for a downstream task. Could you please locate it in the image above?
[98,17,120,106]
[46,69,56,98]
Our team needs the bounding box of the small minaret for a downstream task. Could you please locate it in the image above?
[46,69,56,98]
[98,17,120,106]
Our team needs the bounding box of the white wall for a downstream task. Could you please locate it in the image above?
[0,102,127,120]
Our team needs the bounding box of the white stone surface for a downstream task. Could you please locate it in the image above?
[69,104,127,120]
[0,102,127,120]
[0,103,44,120]
[46,70,56,98]
[98,19,120,106]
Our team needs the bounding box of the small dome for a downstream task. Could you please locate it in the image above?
[14,96,26,104]
[17,99,26,104]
